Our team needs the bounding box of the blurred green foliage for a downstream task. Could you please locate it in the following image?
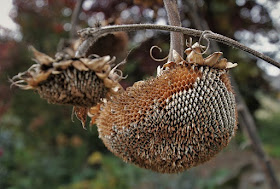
[256,93,280,158]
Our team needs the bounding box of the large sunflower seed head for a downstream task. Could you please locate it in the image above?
[95,46,238,173]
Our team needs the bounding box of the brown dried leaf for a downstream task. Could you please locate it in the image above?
[72,61,89,71]
[53,60,72,69]
[27,70,52,87]
[30,46,54,65]
[213,58,228,69]
[73,106,88,129]
[204,52,223,67]
[89,104,101,125]
[83,56,111,71]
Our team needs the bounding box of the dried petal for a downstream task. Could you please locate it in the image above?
[173,50,184,63]
[72,60,89,71]
[213,58,228,69]
[103,78,116,89]
[73,106,88,129]
[53,60,72,69]
[226,62,238,69]
[83,56,111,71]
[27,70,53,87]
[30,46,54,65]
[204,52,223,67]
[187,51,204,65]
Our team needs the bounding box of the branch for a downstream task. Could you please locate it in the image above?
[76,24,280,69]
[70,0,85,38]
[184,1,220,51]
[163,0,184,61]
[76,24,202,57]
[232,79,280,189]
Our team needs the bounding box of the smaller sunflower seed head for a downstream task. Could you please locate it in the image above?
[11,47,124,107]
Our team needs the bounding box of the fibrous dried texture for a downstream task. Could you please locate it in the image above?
[37,69,108,106]
[96,46,237,173]
[12,47,123,107]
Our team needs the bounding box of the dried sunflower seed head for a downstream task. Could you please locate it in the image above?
[11,47,124,107]
[95,44,238,173]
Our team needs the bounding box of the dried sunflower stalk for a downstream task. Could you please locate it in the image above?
[93,42,238,173]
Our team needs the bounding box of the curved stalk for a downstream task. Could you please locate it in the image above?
[75,24,280,69]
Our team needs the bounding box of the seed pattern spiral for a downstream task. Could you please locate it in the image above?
[37,69,108,107]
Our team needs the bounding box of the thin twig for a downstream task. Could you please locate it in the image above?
[70,0,85,38]
[75,24,202,57]
[232,80,280,189]
[186,1,280,188]
[163,0,184,61]
[76,24,280,69]
[184,1,220,51]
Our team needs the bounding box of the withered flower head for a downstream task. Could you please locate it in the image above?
[95,42,238,173]
[11,47,125,107]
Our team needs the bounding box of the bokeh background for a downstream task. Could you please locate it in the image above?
[0,0,280,188]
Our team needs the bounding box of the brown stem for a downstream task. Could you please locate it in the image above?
[75,24,280,69]
[163,0,184,61]
[232,80,280,189]
[185,1,220,51]
[70,0,85,38]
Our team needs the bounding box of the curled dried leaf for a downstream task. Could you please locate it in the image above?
[30,46,54,65]
[73,106,88,129]
[204,52,223,67]
[72,61,89,71]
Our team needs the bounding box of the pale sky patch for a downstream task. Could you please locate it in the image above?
[0,0,18,31]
